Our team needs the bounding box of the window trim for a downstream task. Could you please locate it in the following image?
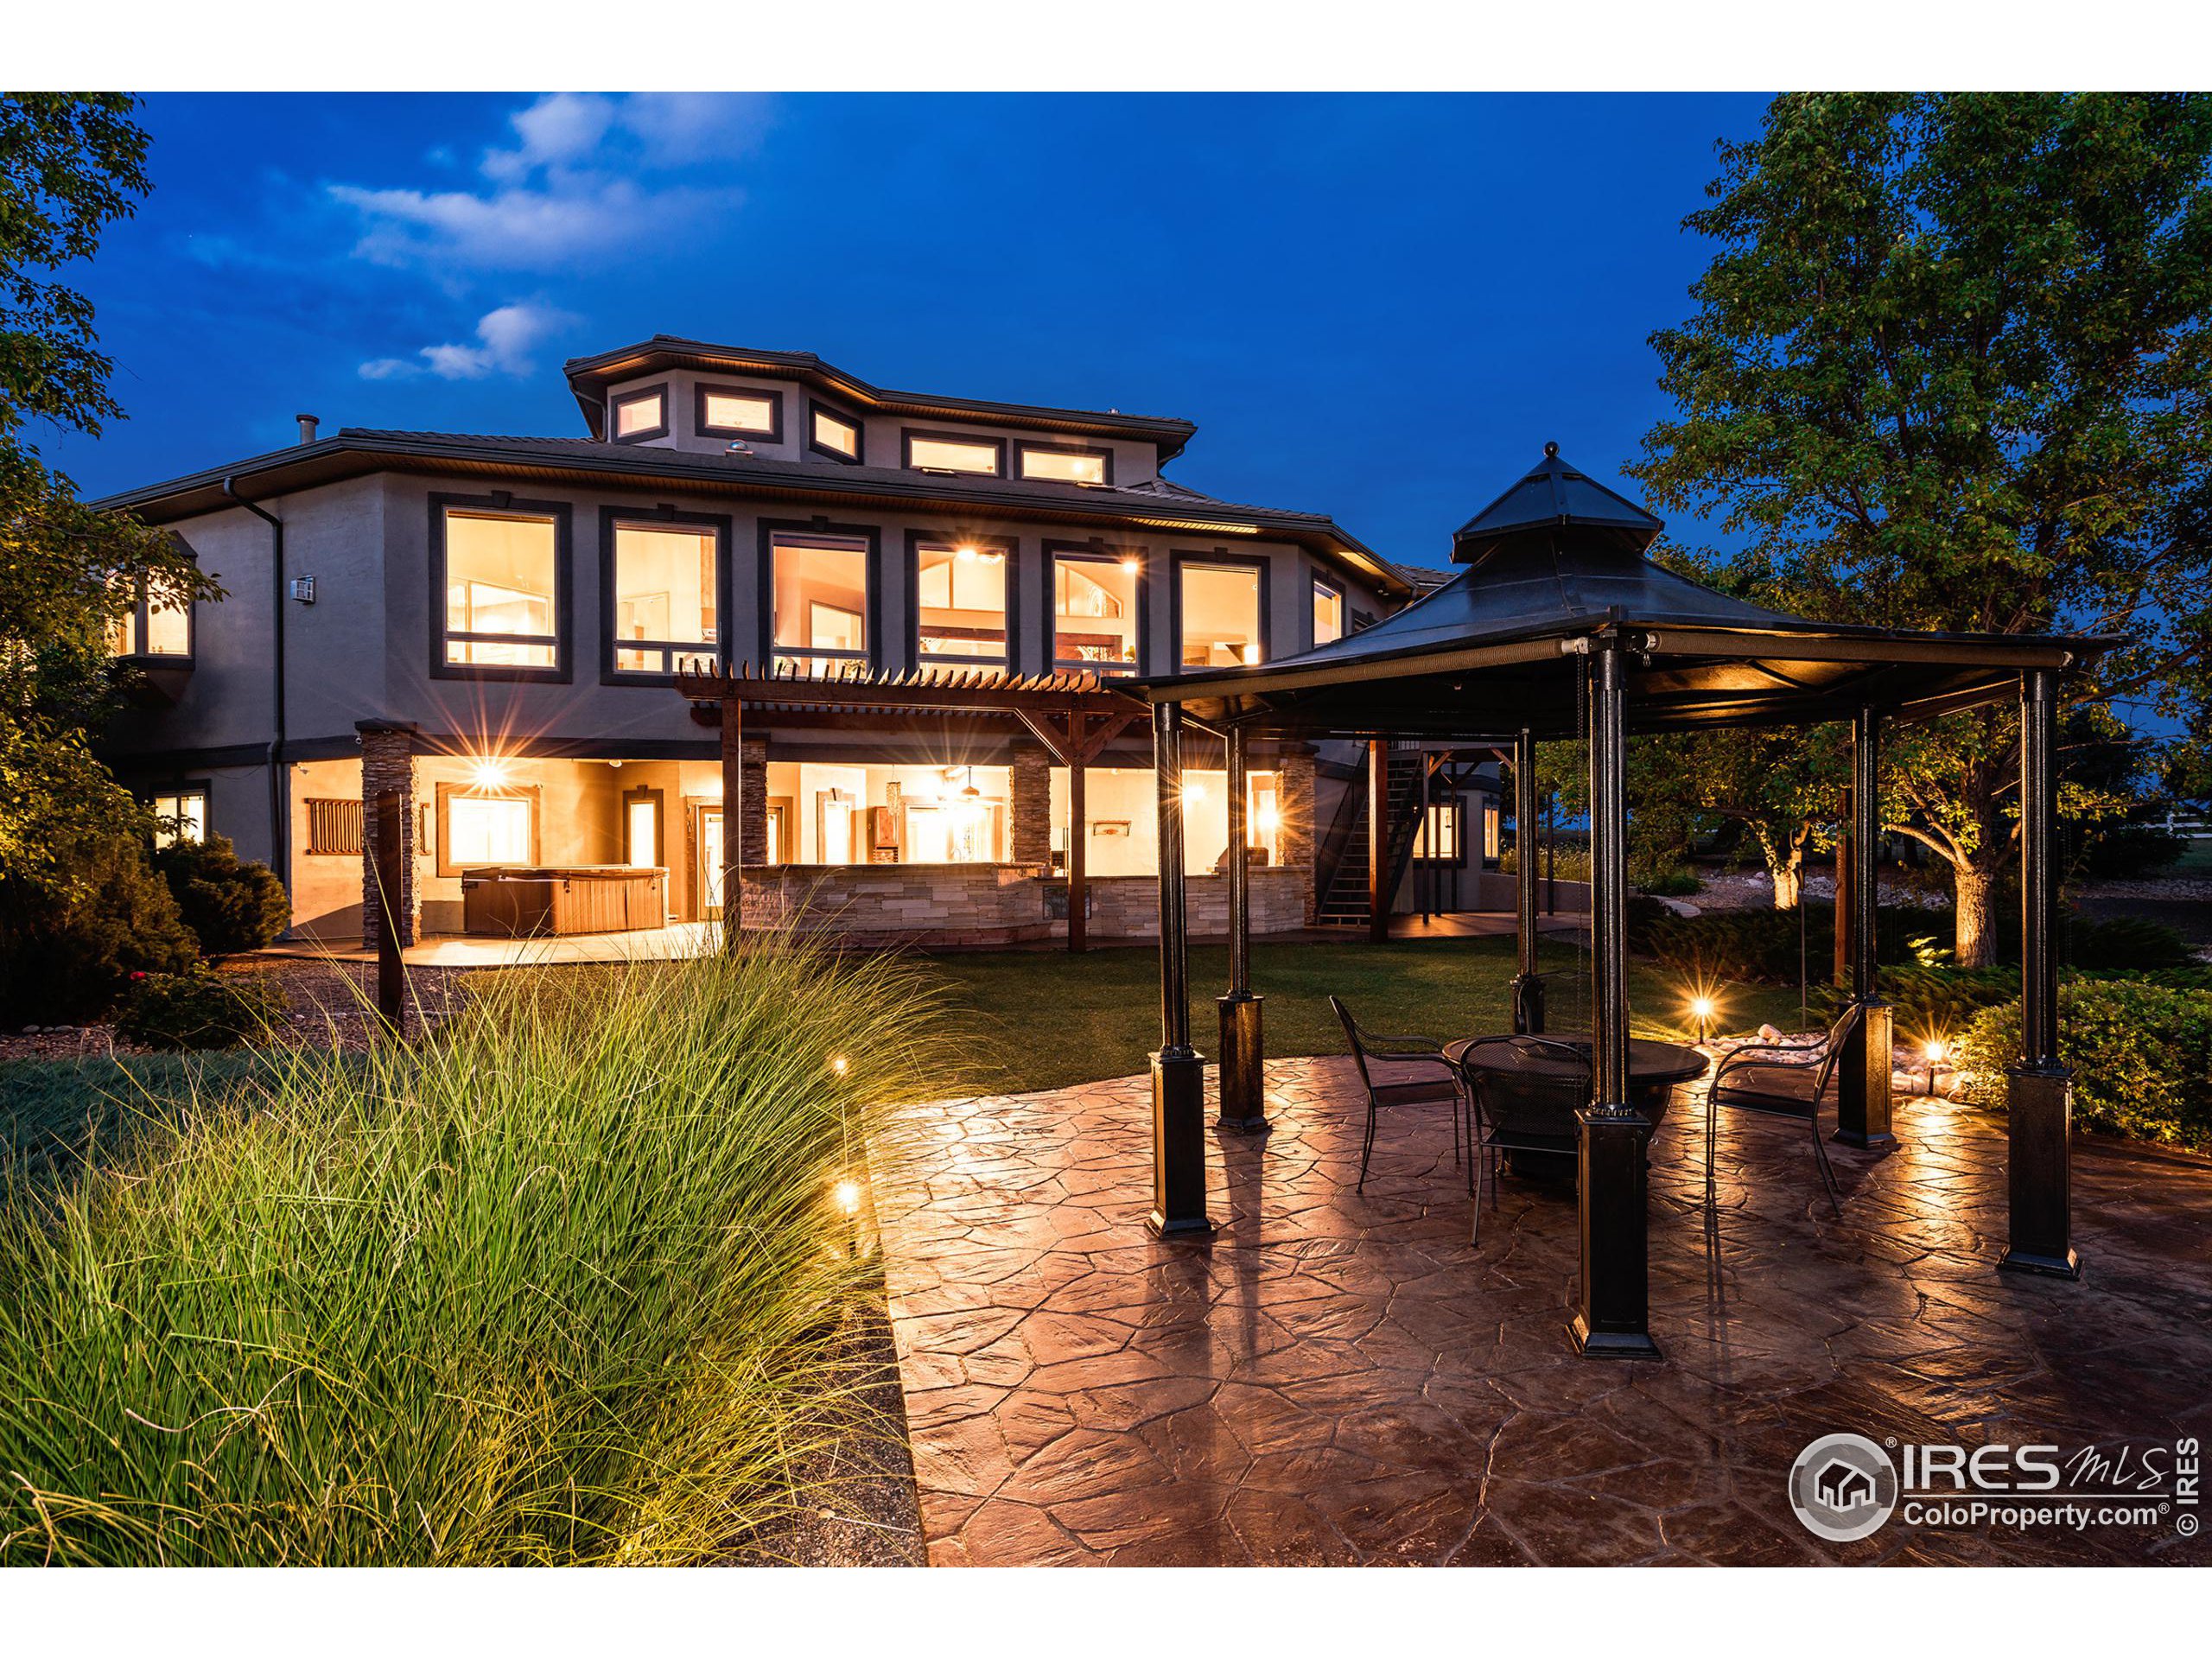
[429,493,574,684]
[1309,571,1346,651]
[758,518,883,674]
[597,506,734,686]
[145,782,210,848]
[1016,440,1115,487]
[902,427,1007,479]
[906,531,1019,672]
[435,780,543,878]
[609,383,671,444]
[1169,550,1272,671]
[1044,540,1148,676]
[808,400,863,464]
[694,381,785,442]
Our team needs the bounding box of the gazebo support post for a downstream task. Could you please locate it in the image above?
[1572,639,1659,1361]
[1148,702,1214,1237]
[1217,723,1268,1133]
[1510,727,1543,1033]
[2001,668,2082,1278]
[720,696,744,950]
[1835,706,1896,1148]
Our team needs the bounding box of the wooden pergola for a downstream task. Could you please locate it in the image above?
[1133,444,2112,1358]
[677,662,1145,951]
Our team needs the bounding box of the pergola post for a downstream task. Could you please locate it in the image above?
[1149,701,1214,1237]
[1572,639,1658,1361]
[719,696,744,949]
[1216,723,1268,1133]
[1835,706,1896,1147]
[1366,739,1389,943]
[1510,727,1543,1033]
[1066,746,1090,954]
[2000,668,2082,1279]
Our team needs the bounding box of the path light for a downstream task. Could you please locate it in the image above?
[832,1178,861,1216]
[1923,1037,1948,1096]
[831,1054,849,1077]
[1688,992,1717,1046]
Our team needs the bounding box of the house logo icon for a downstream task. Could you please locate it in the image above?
[1789,1433,1899,1543]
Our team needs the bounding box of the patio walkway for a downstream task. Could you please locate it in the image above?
[877,1058,2212,1566]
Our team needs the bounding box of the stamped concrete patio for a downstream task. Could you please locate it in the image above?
[877,1057,2212,1566]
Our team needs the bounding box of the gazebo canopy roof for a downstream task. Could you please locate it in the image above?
[1140,446,2111,739]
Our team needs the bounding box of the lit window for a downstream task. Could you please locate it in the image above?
[1052,552,1140,673]
[1179,562,1263,668]
[1249,772,1281,866]
[1019,445,1109,486]
[916,543,1007,666]
[699,387,779,437]
[448,794,533,867]
[613,388,666,439]
[443,511,560,670]
[611,522,718,675]
[1414,802,1461,863]
[149,788,207,849]
[109,581,191,659]
[772,536,869,674]
[811,405,861,461]
[1313,580,1344,646]
[1484,802,1503,861]
[906,434,1002,476]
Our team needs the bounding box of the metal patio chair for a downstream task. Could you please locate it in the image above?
[1330,995,1467,1194]
[1704,1001,1862,1211]
[1465,1037,1592,1246]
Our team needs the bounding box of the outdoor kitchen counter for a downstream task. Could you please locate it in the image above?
[460,866,668,937]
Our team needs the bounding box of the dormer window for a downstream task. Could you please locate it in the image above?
[612,386,668,442]
[904,430,1004,477]
[697,385,782,442]
[1018,443,1112,486]
[810,402,861,462]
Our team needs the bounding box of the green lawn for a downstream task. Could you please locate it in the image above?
[923,935,1813,1096]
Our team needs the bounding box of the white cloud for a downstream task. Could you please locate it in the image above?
[357,300,578,382]
[483,92,617,183]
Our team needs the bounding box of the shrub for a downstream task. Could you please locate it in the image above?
[1956,979,2212,1151]
[2061,912,2196,975]
[0,829,198,1024]
[0,938,947,1565]
[155,833,290,957]
[114,968,289,1051]
[1815,965,2022,1046]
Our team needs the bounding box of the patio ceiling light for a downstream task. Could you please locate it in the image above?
[470,758,511,791]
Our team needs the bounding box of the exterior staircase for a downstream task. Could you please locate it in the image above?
[1313,744,1429,930]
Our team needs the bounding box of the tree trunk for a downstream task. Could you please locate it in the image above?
[1757,824,1806,909]
[1954,861,1998,969]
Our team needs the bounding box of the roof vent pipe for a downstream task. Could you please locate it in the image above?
[296,413,320,445]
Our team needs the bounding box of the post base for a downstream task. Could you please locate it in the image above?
[1831,1128,1898,1150]
[1215,992,1268,1133]
[1572,1104,1657,1362]
[1835,998,1895,1149]
[1997,1246,2082,1280]
[1569,1313,1663,1362]
[1149,1046,1215,1238]
[2001,1063,2078,1280]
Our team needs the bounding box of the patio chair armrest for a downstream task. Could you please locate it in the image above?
[1711,1043,1824,1087]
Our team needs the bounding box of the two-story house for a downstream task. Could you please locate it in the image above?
[93,336,1498,948]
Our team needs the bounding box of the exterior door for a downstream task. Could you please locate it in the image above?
[623,786,663,868]
[695,804,725,918]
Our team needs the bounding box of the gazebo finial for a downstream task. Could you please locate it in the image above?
[1543,439,1560,458]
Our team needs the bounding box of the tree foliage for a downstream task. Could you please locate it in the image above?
[1634,93,2212,963]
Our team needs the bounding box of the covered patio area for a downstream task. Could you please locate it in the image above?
[880,1058,2212,1566]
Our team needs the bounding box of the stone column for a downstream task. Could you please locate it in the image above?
[739,735,769,868]
[1009,741,1052,869]
[357,719,420,950]
[1276,741,1318,924]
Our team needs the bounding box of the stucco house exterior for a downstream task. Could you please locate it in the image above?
[93,336,1499,947]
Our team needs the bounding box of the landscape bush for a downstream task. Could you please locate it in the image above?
[0,828,198,1024]
[154,833,290,957]
[1956,978,2212,1151]
[0,936,945,1565]
[113,967,289,1051]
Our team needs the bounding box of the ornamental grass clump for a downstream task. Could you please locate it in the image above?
[0,937,945,1565]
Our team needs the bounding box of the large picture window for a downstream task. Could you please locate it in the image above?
[1051,550,1141,673]
[770,535,871,674]
[1177,559,1265,668]
[608,519,719,676]
[436,781,541,875]
[439,506,563,675]
[915,541,1009,666]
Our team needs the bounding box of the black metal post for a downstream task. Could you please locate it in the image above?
[1572,639,1658,1360]
[2001,668,2081,1278]
[1149,701,1213,1236]
[1217,723,1268,1133]
[372,789,408,1039]
[1836,706,1896,1148]
[1511,727,1543,1033]
[1366,740,1389,944]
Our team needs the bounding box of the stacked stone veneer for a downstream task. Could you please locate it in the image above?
[1275,743,1319,923]
[739,862,1307,946]
[358,721,420,950]
[1009,743,1051,868]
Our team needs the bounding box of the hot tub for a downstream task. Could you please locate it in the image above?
[460,866,668,937]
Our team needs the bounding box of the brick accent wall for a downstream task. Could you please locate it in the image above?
[358,721,420,950]
[1276,742,1319,924]
[1009,742,1052,869]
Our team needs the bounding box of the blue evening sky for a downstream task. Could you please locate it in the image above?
[49,92,1771,570]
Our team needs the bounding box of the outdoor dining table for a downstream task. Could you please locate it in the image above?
[1444,1034,1711,1179]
